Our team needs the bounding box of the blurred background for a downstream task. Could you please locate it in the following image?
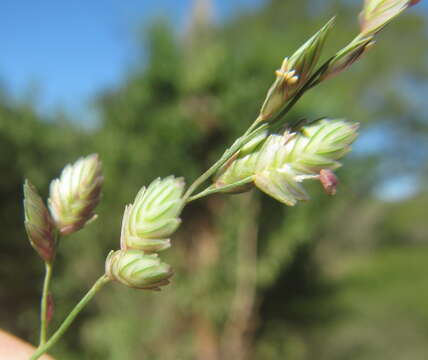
[1,0,428,359]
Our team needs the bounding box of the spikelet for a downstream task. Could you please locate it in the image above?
[120,176,185,253]
[215,119,359,205]
[48,154,103,235]
[106,250,173,291]
[320,36,376,82]
[23,180,56,262]
[258,18,335,122]
[360,0,419,36]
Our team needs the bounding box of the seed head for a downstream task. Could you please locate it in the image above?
[360,0,419,36]
[23,180,56,262]
[321,36,375,82]
[48,154,103,235]
[120,176,184,253]
[105,250,173,290]
[258,18,335,122]
[215,119,359,206]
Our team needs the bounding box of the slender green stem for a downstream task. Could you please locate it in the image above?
[183,122,265,201]
[187,177,254,203]
[39,262,54,345]
[31,275,110,360]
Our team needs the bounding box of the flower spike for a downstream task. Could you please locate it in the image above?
[360,0,420,36]
[106,250,173,291]
[48,154,103,236]
[23,180,56,262]
[258,17,335,122]
[215,119,359,206]
[120,176,185,253]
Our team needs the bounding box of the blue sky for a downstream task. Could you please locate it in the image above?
[0,0,426,119]
[0,0,264,118]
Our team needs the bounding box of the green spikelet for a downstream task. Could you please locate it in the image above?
[120,176,185,253]
[213,129,269,193]
[360,0,417,36]
[215,119,359,205]
[259,18,335,122]
[214,152,259,192]
[106,250,173,290]
[277,119,359,174]
[23,180,56,262]
[320,36,375,82]
[48,154,103,236]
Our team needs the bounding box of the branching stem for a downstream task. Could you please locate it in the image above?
[183,122,266,200]
[187,177,254,202]
[31,275,110,360]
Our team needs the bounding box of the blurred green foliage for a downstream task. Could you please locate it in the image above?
[1,1,428,359]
